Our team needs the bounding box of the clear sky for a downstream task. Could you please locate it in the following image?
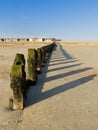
[0,0,98,41]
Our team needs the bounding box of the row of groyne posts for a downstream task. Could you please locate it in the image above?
[9,42,56,110]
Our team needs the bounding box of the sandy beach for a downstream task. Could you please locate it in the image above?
[0,42,98,130]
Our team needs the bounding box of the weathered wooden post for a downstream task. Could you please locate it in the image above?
[10,54,26,110]
[27,49,37,84]
[37,48,42,74]
[10,65,25,109]
[14,53,25,70]
[45,46,50,61]
[41,47,46,67]
[14,54,26,98]
[43,46,48,62]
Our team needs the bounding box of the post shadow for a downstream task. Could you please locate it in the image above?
[45,67,93,83]
[25,43,96,108]
[37,74,96,102]
[49,59,80,66]
[50,58,67,63]
[58,43,74,59]
[48,63,82,73]
[26,74,96,106]
[50,56,65,61]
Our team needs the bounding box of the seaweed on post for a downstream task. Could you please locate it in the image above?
[27,49,37,84]
[37,48,42,74]
[10,65,25,109]
[14,53,25,69]
[10,53,26,110]
[41,47,46,67]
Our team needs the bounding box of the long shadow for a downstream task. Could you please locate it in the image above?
[50,58,67,63]
[50,56,65,61]
[25,49,54,107]
[38,74,96,102]
[26,74,96,106]
[45,67,93,83]
[49,59,79,66]
[26,43,96,108]
[59,44,74,59]
[48,63,82,73]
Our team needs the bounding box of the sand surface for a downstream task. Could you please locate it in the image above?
[0,42,98,130]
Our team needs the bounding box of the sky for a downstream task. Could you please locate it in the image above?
[0,0,98,41]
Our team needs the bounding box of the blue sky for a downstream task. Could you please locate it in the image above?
[0,0,98,41]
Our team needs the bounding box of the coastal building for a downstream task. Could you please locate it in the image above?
[0,37,61,42]
[5,38,13,42]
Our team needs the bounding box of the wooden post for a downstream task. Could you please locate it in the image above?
[10,65,25,109]
[37,48,42,74]
[10,54,26,110]
[27,49,37,84]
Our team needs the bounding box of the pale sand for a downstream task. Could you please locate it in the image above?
[0,42,98,130]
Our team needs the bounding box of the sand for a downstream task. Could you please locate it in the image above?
[0,42,98,130]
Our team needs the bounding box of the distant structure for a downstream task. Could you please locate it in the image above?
[0,37,61,42]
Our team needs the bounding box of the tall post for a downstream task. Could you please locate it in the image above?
[10,54,26,110]
[37,48,42,74]
[27,49,37,84]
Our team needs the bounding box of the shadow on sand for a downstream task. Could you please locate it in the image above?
[49,59,80,66]
[25,44,96,107]
[59,44,74,59]
[48,63,82,72]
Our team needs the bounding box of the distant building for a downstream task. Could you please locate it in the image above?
[37,38,43,42]
[29,38,34,42]
[0,37,61,42]
[12,38,18,42]
[5,38,13,42]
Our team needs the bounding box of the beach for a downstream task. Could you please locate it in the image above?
[0,42,98,130]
